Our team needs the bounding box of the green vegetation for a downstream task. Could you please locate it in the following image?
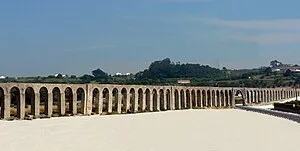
[2,58,300,88]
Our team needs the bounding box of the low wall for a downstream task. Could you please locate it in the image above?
[236,106,300,123]
[274,103,300,114]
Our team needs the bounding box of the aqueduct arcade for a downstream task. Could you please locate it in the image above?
[0,83,298,120]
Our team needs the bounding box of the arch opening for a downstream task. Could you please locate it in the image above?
[196,90,201,108]
[102,88,109,114]
[0,87,4,118]
[159,89,165,111]
[39,87,48,116]
[121,88,127,113]
[76,88,85,114]
[153,89,158,111]
[235,90,245,106]
[138,89,143,112]
[129,89,135,112]
[186,90,191,109]
[145,89,151,111]
[65,87,73,115]
[25,87,35,117]
[10,87,20,118]
[202,90,206,107]
[52,87,61,116]
[180,90,185,109]
[92,88,100,114]
[166,89,171,110]
[112,88,119,113]
[174,90,179,109]
[225,90,229,107]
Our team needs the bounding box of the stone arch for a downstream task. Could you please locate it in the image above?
[138,88,143,112]
[25,87,35,117]
[159,89,165,111]
[112,88,119,113]
[180,90,185,109]
[10,87,21,118]
[76,88,85,114]
[39,87,49,116]
[234,89,245,106]
[92,88,100,114]
[202,90,206,107]
[102,88,109,114]
[65,87,74,115]
[196,90,201,108]
[129,88,135,112]
[191,90,196,108]
[152,89,158,111]
[265,90,270,102]
[166,89,171,110]
[52,87,61,116]
[121,88,127,113]
[174,89,180,109]
[145,89,151,111]
[186,90,191,109]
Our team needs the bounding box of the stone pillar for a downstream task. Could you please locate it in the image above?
[178,94,181,110]
[117,92,122,114]
[142,92,146,111]
[59,92,66,116]
[134,92,139,113]
[222,93,225,107]
[126,93,130,112]
[3,94,11,119]
[252,92,255,104]
[199,92,203,108]
[47,93,53,117]
[189,92,192,109]
[218,94,221,107]
[86,88,92,115]
[149,93,153,111]
[34,93,40,117]
[205,92,209,107]
[108,91,113,113]
[163,92,167,110]
[194,92,198,108]
[72,93,77,115]
[156,93,160,111]
[19,91,25,119]
[230,90,235,107]
[182,91,186,109]
[170,89,174,110]
[208,91,212,107]
[99,92,103,114]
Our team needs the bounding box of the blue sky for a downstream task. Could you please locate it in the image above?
[1,0,300,76]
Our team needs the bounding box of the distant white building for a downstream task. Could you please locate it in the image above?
[115,73,122,76]
[0,76,6,79]
[125,73,131,76]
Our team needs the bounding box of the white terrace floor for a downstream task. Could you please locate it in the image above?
[0,109,300,151]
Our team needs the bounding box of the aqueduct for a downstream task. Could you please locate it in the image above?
[0,83,298,120]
